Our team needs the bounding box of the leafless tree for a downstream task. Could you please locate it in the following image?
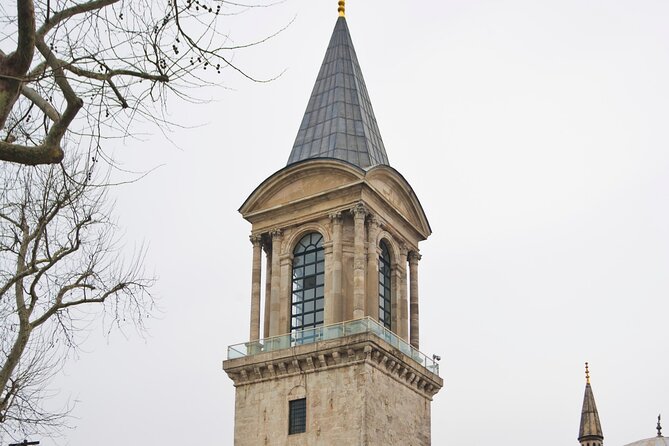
[0,158,154,440]
[0,0,284,166]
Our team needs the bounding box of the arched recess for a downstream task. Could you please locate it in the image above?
[378,240,392,329]
[283,222,331,257]
[376,232,403,334]
[290,232,325,341]
[276,223,331,337]
[375,231,401,259]
[288,385,306,400]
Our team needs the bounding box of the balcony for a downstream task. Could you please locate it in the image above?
[227,317,440,376]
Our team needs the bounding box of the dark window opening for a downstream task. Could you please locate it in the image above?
[289,398,307,435]
[378,241,392,329]
[291,233,325,341]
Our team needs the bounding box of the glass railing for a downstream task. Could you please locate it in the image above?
[227,317,440,376]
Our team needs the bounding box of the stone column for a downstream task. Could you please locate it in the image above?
[408,251,421,350]
[249,235,263,342]
[352,203,368,320]
[263,241,272,338]
[391,267,400,333]
[398,244,409,340]
[269,229,283,336]
[328,212,343,325]
[366,217,382,320]
[279,254,292,334]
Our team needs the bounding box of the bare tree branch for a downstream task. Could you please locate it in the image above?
[0,0,287,166]
[21,85,61,122]
[0,158,154,437]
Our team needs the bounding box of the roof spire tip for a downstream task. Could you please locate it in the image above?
[658,414,663,437]
[338,0,345,17]
[585,362,591,385]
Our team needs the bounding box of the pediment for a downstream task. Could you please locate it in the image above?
[240,159,365,217]
[364,166,432,239]
[240,160,431,241]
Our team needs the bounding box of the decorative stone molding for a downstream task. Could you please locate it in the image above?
[282,222,331,255]
[373,215,386,230]
[329,211,343,222]
[223,333,443,399]
[279,253,294,263]
[351,202,369,218]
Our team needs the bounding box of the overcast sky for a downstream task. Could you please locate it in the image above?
[26,1,669,445]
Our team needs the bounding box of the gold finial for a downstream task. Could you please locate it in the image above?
[585,362,591,384]
[338,0,345,17]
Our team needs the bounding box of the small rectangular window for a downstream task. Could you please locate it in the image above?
[289,398,306,435]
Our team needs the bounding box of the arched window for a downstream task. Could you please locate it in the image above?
[378,240,392,329]
[291,233,325,334]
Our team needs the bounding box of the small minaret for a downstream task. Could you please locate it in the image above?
[579,362,604,446]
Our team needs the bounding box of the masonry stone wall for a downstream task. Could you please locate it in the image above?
[363,366,431,445]
[232,359,432,446]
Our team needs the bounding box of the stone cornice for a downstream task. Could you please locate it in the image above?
[223,332,443,399]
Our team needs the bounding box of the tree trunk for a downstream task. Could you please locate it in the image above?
[0,0,36,131]
[0,320,32,416]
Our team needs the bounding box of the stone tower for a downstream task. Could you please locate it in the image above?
[579,363,604,446]
[223,3,443,444]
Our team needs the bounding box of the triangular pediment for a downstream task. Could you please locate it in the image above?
[240,160,430,241]
[364,166,431,240]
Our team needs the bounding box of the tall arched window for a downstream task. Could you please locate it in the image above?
[291,233,325,334]
[378,241,392,329]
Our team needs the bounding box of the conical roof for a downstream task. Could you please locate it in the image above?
[579,382,604,442]
[287,16,390,169]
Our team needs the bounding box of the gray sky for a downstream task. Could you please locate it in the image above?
[39,1,669,445]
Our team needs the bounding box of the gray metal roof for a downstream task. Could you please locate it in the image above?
[579,383,604,443]
[287,17,390,169]
[625,438,669,446]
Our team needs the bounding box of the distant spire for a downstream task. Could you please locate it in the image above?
[338,0,345,17]
[658,414,663,437]
[579,362,604,446]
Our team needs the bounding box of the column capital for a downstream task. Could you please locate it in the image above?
[408,251,422,264]
[368,215,382,230]
[249,234,263,246]
[351,202,369,219]
[270,228,283,240]
[399,243,409,257]
[329,211,343,222]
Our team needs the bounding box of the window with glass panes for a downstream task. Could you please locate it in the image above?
[291,233,325,335]
[288,398,306,434]
[378,241,392,329]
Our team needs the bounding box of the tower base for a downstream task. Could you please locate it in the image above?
[224,330,443,445]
